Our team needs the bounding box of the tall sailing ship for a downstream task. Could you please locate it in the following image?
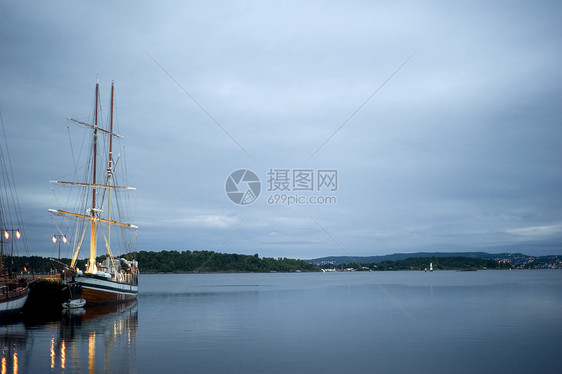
[0,237,29,314]
[0,109,30,314]
[49,80,138,304]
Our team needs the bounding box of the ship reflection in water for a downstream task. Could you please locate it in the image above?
[0,320,26,374]
[57,301,138,373]
[0,301,137,374]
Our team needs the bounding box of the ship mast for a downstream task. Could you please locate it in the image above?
[105,81,118,274]
[87,79,100,274]
[109,81,114,174]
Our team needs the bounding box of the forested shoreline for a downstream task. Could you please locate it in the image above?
[7,250,560,274]
[9,250,318,274]
[123,250,318,273]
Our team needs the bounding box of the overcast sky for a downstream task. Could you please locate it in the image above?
[1,0,561,260]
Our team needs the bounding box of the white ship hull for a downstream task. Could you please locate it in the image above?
[74,274,137,305]
[0,288,29,314]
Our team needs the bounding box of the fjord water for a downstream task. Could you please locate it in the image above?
[7,270,562,373]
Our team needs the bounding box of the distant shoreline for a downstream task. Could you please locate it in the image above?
[9,251,562,275]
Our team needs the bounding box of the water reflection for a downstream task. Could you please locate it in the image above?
[56,301,138,373]
[0,301,137,374]
[0,321,25,374]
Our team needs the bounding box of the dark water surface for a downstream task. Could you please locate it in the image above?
[2,270,561,373]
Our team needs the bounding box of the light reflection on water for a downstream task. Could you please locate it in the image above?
[0,301,137,374]
[0,270,560,373]
[0,321,24,374]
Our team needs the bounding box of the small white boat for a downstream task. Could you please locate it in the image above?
[62,298,86,309]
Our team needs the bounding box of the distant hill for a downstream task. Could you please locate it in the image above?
[306,252,528,265]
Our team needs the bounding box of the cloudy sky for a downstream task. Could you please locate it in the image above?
[1,0,561,260]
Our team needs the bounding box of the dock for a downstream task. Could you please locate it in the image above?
[21,276,68,319]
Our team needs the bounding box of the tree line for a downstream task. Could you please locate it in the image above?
[6,252,519,275]
[5,251,319,274]
[122,250,319,273]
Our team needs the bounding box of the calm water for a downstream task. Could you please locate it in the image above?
[2,270,561,373]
